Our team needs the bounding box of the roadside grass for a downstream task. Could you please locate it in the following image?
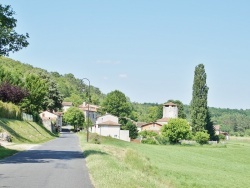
[0,118,57,143]
[78,132,250,188]
[0,146,18,159]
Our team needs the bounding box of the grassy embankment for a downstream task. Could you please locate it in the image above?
[78,133,250,188]
[0,118,57,159]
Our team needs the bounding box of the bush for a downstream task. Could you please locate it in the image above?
[155,135,169,145]
[195,131,210,145]
[139,130,158,138]
[245,129,250,137]
[161,118,191,144]
[0,100,21,119]
[218,134,226,141]
[141,138,157,145]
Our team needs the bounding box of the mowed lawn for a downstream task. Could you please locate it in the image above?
[79,133,250,188]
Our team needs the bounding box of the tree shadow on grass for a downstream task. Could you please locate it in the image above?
[0,119,31,142]
[83,150,108,158]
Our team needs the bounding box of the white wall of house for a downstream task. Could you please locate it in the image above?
[120,130,130,142]
[91,114,130,142]
[84,111,97,125]
[97,125,120,138]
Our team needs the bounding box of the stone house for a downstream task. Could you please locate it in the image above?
[91,114,130,142]
[39,111,62,132]
[141,122,163,133]
[138,102,178,133]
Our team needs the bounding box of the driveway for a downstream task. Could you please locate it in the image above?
[0,132,93,188]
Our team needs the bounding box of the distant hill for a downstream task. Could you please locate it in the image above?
[0,56,105,106]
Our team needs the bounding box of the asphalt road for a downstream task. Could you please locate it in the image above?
[0,132,93,188]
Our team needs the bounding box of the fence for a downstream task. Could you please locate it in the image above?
[22,113,33,122]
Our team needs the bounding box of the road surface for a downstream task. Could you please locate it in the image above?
[0,132,93,188]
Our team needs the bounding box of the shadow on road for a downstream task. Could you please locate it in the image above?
[0,149,84,164]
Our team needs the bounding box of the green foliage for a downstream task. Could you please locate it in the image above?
[155,135,169,145]
[0,100,21,119]
[120,118,138,139]
[218,134,226,141]
[42,80,63,112]
[190,64,209,133]
[63,107,85,131]
[64,93,83,107]
[0,4,29,56]
[102,90,131,118]
[141,137,157,145]
[132,102,162,123]
[190,64,215,140]
[139,130,158,138]
[161,118,191,143]
[195,131,210,145]
[21,74,48,114]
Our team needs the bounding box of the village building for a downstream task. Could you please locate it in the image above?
[91,114,130,142]
[62,102,73,112]
[138,102,179,133]
[141,122,162,133]
[39,111,63,132]
[79,102,100,126]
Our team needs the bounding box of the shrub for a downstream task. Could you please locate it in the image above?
[218,134,226,141]
[139,130,158,138]
[245,129,250,137]
[195,131,210,145]
[0,100,21,119]
[155,135,169,145]
[141,138,157,145]
[161,118,191,144]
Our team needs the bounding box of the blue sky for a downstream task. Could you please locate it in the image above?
[2,0,250,109]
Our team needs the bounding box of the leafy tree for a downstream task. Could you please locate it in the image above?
[161,118,191,143]
[42,81,63,112]
[102,90,131,118]
[63,107,85,131]
[190,64,215,139]
[64,93,83,107]
[147,106,162,122]
[167,99,186,119]
[0,81,29,104]
[21,74,48,114]
[0,4,29,56]
[121,119,138,139]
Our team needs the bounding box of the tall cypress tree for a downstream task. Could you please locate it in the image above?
[190,64,214,139]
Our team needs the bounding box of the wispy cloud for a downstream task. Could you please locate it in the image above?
[96,60,121,65]
[119,74,128,78]
[103,76,108,80]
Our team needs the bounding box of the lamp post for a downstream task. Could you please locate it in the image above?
[82,78,90,142]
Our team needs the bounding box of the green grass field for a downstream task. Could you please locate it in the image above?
[78,133,250,188]
[0,118,58,159]
[0,118,57,143]
[0,146,18,159]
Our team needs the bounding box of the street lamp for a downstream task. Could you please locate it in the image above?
[82,78,90,142]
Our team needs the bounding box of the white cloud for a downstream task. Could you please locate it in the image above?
[119,74,128,78]
[103,76,108,80]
